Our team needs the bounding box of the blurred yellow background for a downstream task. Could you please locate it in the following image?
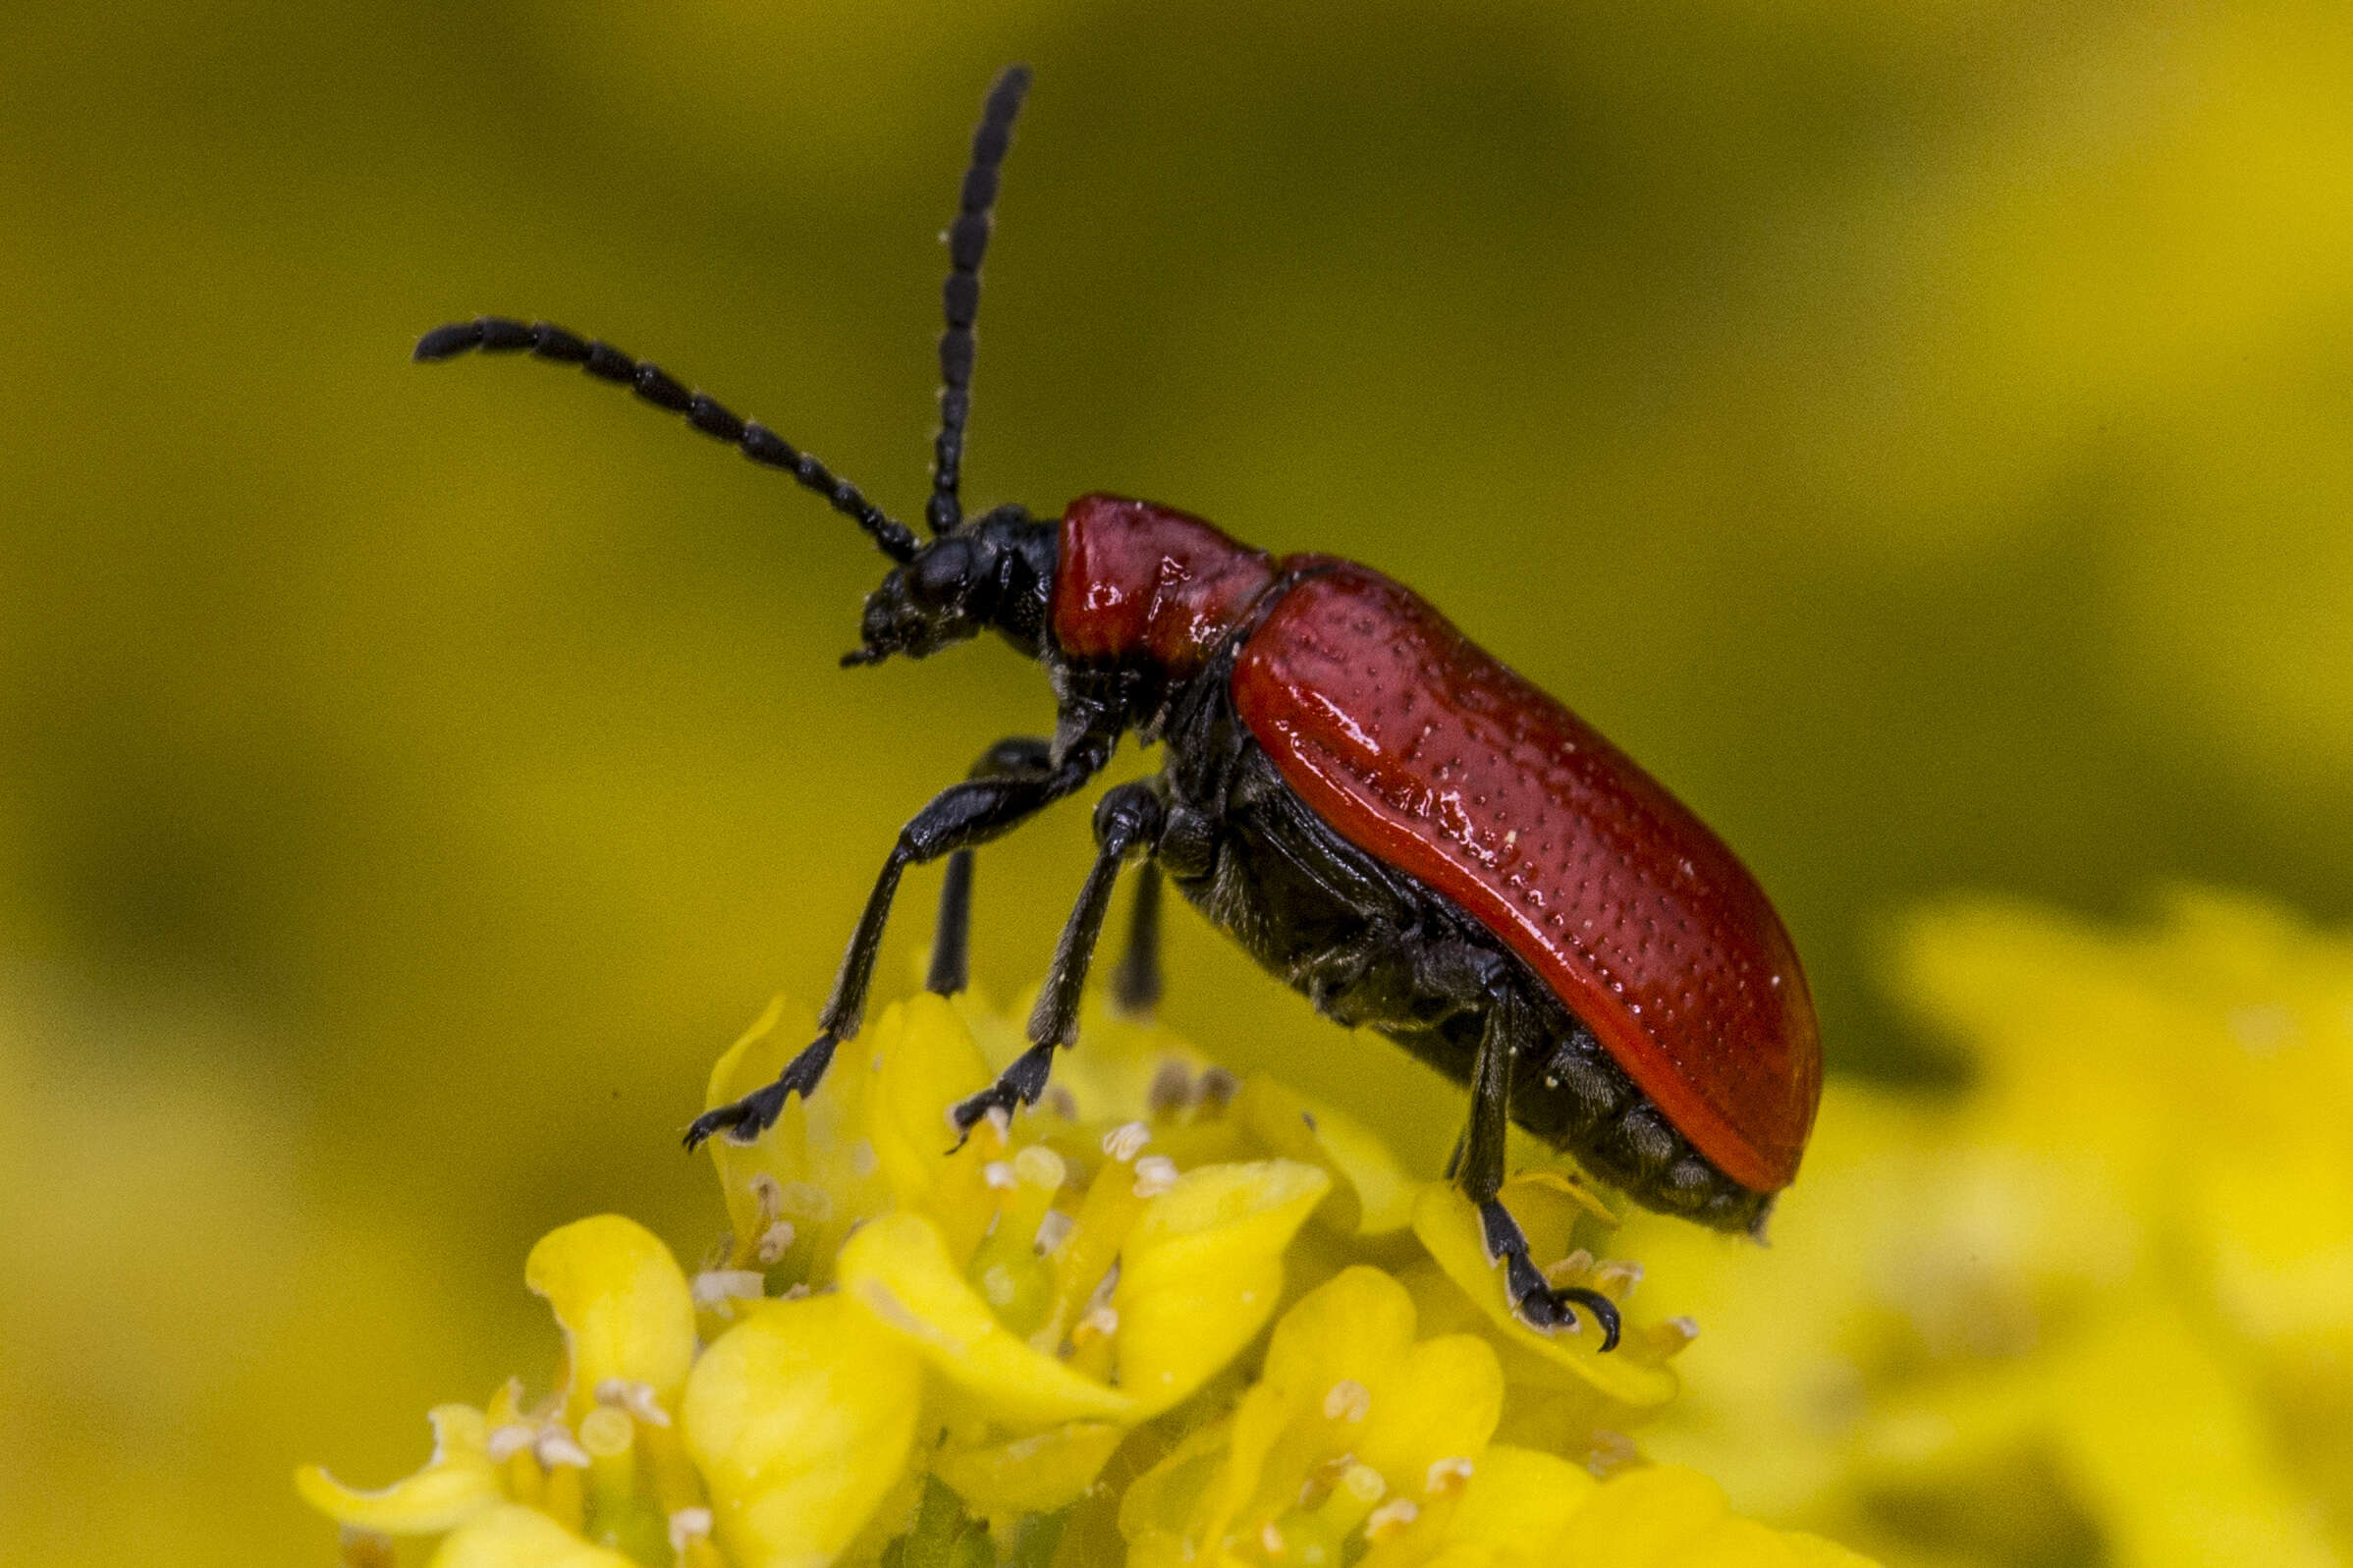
[3,1,2350,1563]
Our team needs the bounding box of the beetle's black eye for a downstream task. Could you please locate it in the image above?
[908,538,976,609]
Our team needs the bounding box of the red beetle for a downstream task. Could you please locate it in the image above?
[414,66,1822,1348]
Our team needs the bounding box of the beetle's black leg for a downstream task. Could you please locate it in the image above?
[687,734,1111,1151]
[1460,994,1622,1350]
[926,736,1054,996]
[1108,861,1163,1016]
[950,782,1165,1141]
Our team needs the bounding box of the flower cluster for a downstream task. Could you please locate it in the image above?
[301,989,1875,1566]
[1622,889,2353,1567]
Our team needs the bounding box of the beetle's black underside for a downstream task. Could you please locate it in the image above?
[1150,640,1774,1238]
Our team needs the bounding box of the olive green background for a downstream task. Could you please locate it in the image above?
[3,2,2349,1561]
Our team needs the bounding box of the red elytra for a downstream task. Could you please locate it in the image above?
[1056,495,1821,1193]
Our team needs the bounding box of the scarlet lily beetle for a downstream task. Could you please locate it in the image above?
[414,66,1823,1349]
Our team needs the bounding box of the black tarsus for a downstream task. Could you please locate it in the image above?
[928,64,1032,537]
[1462,994,1625,1350]
[412,315,921,565]
[949,781,1163,1143]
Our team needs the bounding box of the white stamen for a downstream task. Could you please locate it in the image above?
[1131,1155,1178,1198]
[754,1221,797,1266]
[593,1377,673,1429]
[535,1425,592,1470]
[1665,1315,1701,1344]
[1102,1120,1151,1162]
[1593,1260,1643,1300]
[486,1424,536,1462]
[1426,1456,1474,1495]
[1260,1522,1286,1555]
[1079,1302,1120,1339]
[1364,1498,1419,1540]
[1033,1208,1075,1256]
[1012,1144,1067,1191]
[669,1507,715,1551]
[983,1161,1018,1191]
[1322,1379,1372,1423]
[691,1270,767,1313]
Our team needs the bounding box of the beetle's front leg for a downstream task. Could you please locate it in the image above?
[925,735,1054,997]
[949,781,1166,1143]
[1460,992,1622,1350]
[685,738,1108,1152]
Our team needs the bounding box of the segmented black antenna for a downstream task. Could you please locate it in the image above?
[412,316,921,565]
[927,64,1032,536]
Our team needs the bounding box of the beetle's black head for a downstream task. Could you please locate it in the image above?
[844,504,1058,667]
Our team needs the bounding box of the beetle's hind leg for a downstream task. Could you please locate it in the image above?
[926,736,1054,997]
[1460,991,1622,1351]
[950,781,1166,1143]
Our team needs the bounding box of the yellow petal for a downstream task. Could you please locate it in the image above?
[1412,1184,1677,1409]
[1301,1093,1420,1234]
[1116,1159,1333,1416]
[428,1502,638,1568]
[1657,1516,1815,1568]
[864,991,993,1210]
[837,1209,1137,1425]
[934,1421,1128,1515]
[1562,1465,1729,1560]
[1231,1075,1362,1233]
[295,1404,502,1535]
[1259,1265,1419,1401]
[682,1293,924,1568]
[1783,1534,1881,1567]
[524,1216,696,1426]
[1434,1444,1598,1566]
[1353,1335,1505,1492]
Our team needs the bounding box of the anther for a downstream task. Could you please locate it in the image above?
[1102,1120,1151,1162]
[1012,1144,1067,1189]
[535,1426,592,1470]
[670,1508,715,1552]
[754,1221,796,1266]
[593,1377,674,1428]
[1131,1155,1178,1198]
[1322,1379,1372,1423]
[1425,1456,1474,1495]
[1364,1499,1420,1541]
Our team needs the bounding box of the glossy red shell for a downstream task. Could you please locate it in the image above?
[1231,562,1821,1192]
[1051,495,1277,677]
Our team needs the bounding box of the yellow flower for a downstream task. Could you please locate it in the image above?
[301,982,1877,1566]
[1626,889,2353,1567]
